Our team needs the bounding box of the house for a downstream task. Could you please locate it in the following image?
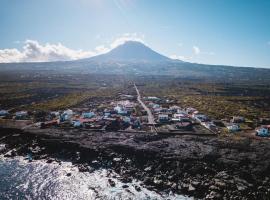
[60,109,73,122]
[186,107,198,114]
[193,114,209,123]
[226,124,241,132]
[114,105,123,113]
[82,112,95,119]
[173,113,189,119]
[169,105,181,113]
[104,112,111,118]
[114,105,128,116]
[50,111,60,118]
[122,116,131,123]
[0,110,9,117]
[73,121,82,128]
[125,103,134,112]
[202,122,217,132]
[145,96,160,101]
[120,94,135,100]
[159,108,169,114]
[256,125,270,137]
[231,116,245,123]
[172,113,190,123]
[158,114,169,123]
[151,103,160,109]
[15,111,29,120]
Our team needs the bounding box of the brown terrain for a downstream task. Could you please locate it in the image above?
[1,127,270,199]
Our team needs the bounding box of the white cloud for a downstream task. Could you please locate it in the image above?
[0,49,25,63]
[0,40,95,63]
[0,33,146,63]
[193,46,201,55]
[94,45,110,54]
[109,33,145,49]
[192,45,214,56]
[170,55,192,61]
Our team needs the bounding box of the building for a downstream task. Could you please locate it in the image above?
[0,110,9,117]
[193,114,209,123]
[15,111,29,120]
[82,112,95,119]
[231,116,245,123]
[145,96,160,101]
[256,125,270,137]
[158,114,169,123]
[226,124,241,132]
[202,122,217,132]
[186,107,198,114]
[60,109,73,122]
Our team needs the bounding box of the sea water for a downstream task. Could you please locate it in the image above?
[0,155,192,200]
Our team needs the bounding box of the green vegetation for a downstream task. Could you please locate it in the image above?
[138,78,270,121]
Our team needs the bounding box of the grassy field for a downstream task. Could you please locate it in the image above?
[1,72,269,123]
[0,72,128,111]
[137,78,270,121]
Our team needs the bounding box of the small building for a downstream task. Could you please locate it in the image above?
[158,114,169,123]
[15,111,29,120]
[73,121,82,128]
[231,116,245,123]
[202,122,217,132]
[226,124,241,132]
[256,125,270,137]
[194,114,209,123]
[186,107,198,114]
[174,113,189,119]
[104,112,111,118]
[0,110,9,117]
[82,112,95,119]
[50,111,60,118]
[169,105,181,113]
[60,109,73,122]
[125,104,134,112]
[120,94,135,100]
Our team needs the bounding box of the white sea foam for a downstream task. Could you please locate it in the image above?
[0,156,192,200]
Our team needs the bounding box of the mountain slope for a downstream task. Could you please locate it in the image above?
[80,41,172,62]
[0,41,270,82]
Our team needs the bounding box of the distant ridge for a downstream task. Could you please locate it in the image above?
[79,41,174,62]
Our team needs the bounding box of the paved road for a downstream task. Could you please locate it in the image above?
[134,83,156,126]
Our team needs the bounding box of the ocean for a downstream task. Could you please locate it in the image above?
[0,155,191,200]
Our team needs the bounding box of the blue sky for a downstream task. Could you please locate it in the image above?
[0,0,270,67]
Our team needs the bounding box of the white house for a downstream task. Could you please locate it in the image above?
[226,124,241,132]
[0,110,9,116]
[158,114,169,123]
[256,126,270,137]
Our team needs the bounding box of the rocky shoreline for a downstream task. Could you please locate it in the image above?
[0,127,270,199]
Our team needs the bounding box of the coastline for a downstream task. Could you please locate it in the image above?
[1,126,270,199]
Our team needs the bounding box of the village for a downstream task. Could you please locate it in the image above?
[0,84,270,138]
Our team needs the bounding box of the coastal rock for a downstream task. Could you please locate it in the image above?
[144,166,152,172]
[108,179,116,187]
[113,158,122,162]
[4,150,16,157]
[188,184,196,192]
[122,184,129,188]
[135,185,141,192]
